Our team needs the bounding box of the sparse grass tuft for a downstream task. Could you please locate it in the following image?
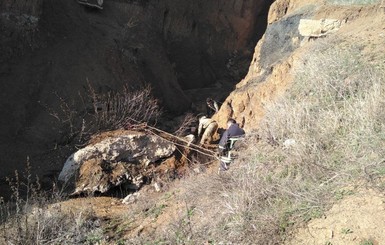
[0,162,104,244]
[360,238,375,245]
[341,228,353,234]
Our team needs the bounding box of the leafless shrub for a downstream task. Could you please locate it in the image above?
[87,83,162,132]
[173,113,196,137]
[45,82,162,144]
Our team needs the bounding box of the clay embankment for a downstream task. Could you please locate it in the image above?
[0,0,273,188]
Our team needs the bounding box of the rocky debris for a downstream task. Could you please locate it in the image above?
[58,131,176,194]
[283,138,296,149]
[0,13,39,28]
[122,192,140,205]
[298,19,342,38]
[153,182,162,192]
[73,158,144,195]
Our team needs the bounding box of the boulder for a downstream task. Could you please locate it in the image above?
[58,131,176,194]
[298,19,342,38]
[73,158,144,195]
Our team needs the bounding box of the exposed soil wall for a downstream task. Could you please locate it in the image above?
[149,0,274,89]
[213,0,319,130]
[0,0,273,184]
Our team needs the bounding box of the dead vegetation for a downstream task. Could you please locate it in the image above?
[2,18,385,245]
[210,39,385,243]
[115,38,385,244]
[87,84,162,133]
[0,163,105,245]
[44,83,162,146]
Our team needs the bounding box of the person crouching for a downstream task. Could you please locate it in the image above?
[197,116,218,145]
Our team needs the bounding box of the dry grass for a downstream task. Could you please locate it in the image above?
[0,164,104,245]
[260,39,385,178]
[2,39,384,244]
[219,39,385,243]
[129,39,385,244]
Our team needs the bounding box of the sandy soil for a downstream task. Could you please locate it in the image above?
[286,187,385,245]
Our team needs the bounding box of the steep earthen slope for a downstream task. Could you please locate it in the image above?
[213,0,384,131]
[213,0,316,129]
[0,0,272,183]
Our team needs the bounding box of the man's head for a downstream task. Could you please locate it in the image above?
[227,118,236,128]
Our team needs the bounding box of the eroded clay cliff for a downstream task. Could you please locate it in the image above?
[213,0,327,130]
[0,0,273,183]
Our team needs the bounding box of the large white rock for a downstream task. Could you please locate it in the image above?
[58,131,176,183]
[299,19,342,38]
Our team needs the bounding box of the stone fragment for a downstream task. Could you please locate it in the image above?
[283,138,296,149]
[122,192,140,205]
[153,182,161,192]
[299,19,342,38]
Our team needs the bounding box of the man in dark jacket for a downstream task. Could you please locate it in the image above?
[218,118,245,171]
[219,118,245,151]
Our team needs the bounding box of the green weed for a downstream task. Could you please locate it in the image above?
[146,203,167,219]
[341,228,353,234]
[334,189,354,200]
[359,238,375,245]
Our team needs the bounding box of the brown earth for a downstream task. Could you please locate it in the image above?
[286,186,385,245]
